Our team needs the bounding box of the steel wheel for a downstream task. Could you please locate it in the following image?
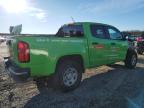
[63,67,78,87]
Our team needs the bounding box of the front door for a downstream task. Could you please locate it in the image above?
[105,26,128,63]
[88,25,111,67]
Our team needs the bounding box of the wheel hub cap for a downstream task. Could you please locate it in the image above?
[63,67,78,87]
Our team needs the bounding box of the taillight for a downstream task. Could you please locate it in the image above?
[18,41,30,63]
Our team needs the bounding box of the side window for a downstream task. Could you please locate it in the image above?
[56,25,84,37]
[90,25,106,39]
[108,28,122,40]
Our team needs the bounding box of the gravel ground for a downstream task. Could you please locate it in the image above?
[0,55,144,108]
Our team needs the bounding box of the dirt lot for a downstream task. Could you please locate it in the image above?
[0,55,144,108]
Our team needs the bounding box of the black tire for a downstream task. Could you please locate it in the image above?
[53,59,83,92]
[125,51,137,69]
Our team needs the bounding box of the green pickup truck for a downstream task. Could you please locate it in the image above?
[6,22,137,91]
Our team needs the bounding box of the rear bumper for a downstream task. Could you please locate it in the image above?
[5,60,30,82]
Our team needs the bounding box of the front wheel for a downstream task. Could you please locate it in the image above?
[53,60,83,92]
[125,51,137,69]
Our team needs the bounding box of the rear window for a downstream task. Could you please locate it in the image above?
[56,25,84,37]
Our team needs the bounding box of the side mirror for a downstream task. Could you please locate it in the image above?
[125,36,129,40]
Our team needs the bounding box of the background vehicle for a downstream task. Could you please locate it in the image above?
[6,22,137,92]
[122,32,144,54]
[0,37,10,59]
[127,35,144,55]
[136,34,144,54]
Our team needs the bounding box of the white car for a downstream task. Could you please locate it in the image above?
[0,38,10,59]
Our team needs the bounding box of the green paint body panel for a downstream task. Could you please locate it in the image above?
[10,22,128,78]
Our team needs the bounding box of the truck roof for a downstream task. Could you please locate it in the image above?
[66,22,114,27]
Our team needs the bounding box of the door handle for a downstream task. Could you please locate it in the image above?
[92,42,99,45]
[111,42,116,45]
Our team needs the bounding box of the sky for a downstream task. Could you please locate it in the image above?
[0,0,144,34]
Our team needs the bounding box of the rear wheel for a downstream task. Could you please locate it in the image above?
[125,51,137,69]
[53,59,83,92]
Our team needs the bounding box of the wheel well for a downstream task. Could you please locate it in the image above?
[56,55,84,72]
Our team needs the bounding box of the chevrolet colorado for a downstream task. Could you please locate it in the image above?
[6,22,137,91]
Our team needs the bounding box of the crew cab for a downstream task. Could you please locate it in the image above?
[6,22,137,92]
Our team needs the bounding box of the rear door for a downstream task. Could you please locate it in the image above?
[88,24,110,67]
[105,26,128,63]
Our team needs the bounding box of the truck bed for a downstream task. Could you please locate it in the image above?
[9,35,88,77]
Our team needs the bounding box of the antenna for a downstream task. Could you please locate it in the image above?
[71,16,75,23]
